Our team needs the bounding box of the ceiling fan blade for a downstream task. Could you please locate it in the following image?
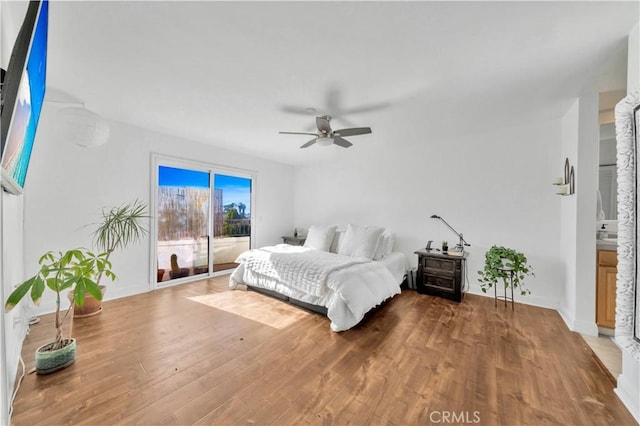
[281,105,317,115]
[279,131,318,136]
[300,138,317,149]
[333,136,353,148]
[316,116,332,133]
[342,102,390,115]
[334,127,372,137]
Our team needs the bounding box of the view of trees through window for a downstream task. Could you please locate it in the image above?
[213,174,251,271]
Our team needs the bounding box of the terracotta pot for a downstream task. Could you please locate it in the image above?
[157,269,165,282]
[68,285,106,318]
[35,338,76,375]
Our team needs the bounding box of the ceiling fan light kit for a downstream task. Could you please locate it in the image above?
[279,115,371,149]
[317,136,334,147]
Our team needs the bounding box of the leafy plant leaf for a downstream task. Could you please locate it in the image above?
[30,276,45,306]
[5,276,37,312]
[84,278,103,301]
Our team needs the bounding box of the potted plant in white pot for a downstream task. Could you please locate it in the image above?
[477,245,535,296]
[5,248,116,374]
[72,200,149,317]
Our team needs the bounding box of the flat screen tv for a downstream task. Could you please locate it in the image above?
[0,0,48,195]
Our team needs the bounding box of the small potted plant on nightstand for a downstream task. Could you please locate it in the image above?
[477,245,535,295]
[442,241,448,253]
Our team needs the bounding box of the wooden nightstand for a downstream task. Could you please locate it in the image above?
[282,236,306,246]
[414,249,468,302]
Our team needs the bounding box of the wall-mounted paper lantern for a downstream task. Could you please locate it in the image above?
[57,107,110,147]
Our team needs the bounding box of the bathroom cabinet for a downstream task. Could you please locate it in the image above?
[596,249,617,329]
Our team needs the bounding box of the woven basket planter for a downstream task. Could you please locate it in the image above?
[35,338,76,375]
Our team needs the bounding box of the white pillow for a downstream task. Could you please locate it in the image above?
[383,232,395,256]
[329,230,345,253]
[373,231,395,260]
[303,225,337,251]
[338,224,385,259]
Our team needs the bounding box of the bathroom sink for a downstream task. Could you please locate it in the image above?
[599,238,617,243]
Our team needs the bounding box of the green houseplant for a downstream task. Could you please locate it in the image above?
[5,249,116,374]
[477,245,535,296]
[73,200,149,317]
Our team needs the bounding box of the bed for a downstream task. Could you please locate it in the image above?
[229,224,407,332]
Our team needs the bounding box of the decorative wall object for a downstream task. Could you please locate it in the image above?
[614,89,640,359]
[553,157,575,195]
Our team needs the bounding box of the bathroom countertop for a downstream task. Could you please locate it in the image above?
[596,239,617,251]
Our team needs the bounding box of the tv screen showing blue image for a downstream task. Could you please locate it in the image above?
[0,0,48,195]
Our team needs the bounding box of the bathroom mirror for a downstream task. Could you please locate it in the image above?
[615,89,640,358]
[599,123,618,220]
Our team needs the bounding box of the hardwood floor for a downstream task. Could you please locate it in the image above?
[11,276,636,425]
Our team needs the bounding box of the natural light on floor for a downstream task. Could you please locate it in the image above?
[187,290,311,330]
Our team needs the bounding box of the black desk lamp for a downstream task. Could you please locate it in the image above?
[430,215,470,252]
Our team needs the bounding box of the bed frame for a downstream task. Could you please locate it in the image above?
[247,274,408,318]
[246,285,329,315]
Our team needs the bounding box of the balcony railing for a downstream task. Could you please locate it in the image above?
[219,218,251,237]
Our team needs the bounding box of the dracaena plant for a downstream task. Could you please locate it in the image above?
[91,200,149,285]
[5,248,116,350]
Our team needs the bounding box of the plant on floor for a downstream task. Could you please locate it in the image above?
[72,199,149,316]
[477,245,535,296]
[92,199,149,265]
[5,248,116,374]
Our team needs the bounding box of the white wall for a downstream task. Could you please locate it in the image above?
[573,88,600,335]
[559,99,579,328]
[23,103,295,315]
[553,79,603,342]
[293,114,564,309]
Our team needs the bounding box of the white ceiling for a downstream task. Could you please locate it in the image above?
[36,1,640,165]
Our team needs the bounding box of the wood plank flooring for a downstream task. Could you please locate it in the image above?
[10,276,636,425]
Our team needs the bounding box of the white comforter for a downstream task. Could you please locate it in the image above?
[229,244,401,332]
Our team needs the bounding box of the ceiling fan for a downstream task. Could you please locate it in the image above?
[279,116,372,149]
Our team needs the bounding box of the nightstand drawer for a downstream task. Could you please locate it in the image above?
[423,257,456,275]
[424,275,456,292]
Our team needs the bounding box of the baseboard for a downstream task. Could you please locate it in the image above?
[556,305,599,336]
[598,326,614,336]
[571,319,599,336]
[34,282,151,316]
[465,285,558,310]
[615,372,640,423]
[557,307,575,331]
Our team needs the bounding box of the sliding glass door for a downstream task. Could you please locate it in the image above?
[213,174,251,272]
[154,159,254,285]
[157,166,210,283]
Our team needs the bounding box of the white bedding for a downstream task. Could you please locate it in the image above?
[237,244,369,297]
[229,245,406,332]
